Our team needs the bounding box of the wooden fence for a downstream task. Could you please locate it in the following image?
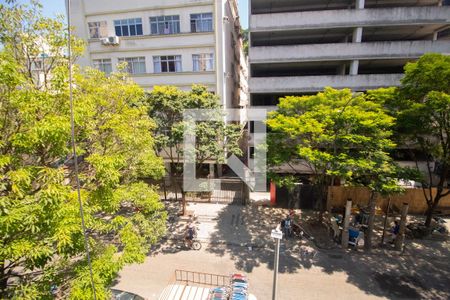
[327,186,450,214]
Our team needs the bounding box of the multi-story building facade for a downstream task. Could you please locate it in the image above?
[69,0,248,110]
[248,0,450,165]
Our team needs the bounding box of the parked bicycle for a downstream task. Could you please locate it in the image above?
[183,237,202,250]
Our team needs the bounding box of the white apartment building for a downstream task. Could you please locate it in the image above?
[69,0,248,110]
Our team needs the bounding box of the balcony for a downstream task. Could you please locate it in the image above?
[250,7,450,32]
[251,0,441,14]
[249,74,403,94]
[249,40,450,64]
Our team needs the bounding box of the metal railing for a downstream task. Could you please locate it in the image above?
[174,269,229,287]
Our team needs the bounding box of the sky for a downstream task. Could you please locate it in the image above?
[1,0,249,28]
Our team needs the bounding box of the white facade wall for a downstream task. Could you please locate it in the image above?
[69,0,248,109]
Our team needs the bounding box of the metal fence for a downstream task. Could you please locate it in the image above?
[174,269,229,287]
[160,177,248,205]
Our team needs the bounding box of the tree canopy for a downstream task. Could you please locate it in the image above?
[267,88,399,208]
[146,85,243,213]
[391,53,450,227]
[0,2,166,298]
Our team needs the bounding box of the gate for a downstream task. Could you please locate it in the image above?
[159,177,248,205]
[209,178,246,205]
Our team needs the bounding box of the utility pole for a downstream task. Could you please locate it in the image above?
[381,197,392,245]
[341,199,352,249]
[395,203,409,251]
[271,229,282,300]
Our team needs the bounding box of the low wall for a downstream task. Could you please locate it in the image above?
[327,186,450,214]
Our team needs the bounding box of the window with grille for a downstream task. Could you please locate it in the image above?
[192,54,214,71]
[88,21,108,38]
[118,57,146,74]
[93,58,112,74]
[114,18,143,36]
[150,15,180,35]
[190,13,213,33]
[153,55,182,73]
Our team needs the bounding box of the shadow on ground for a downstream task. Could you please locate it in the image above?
[204,204,450,300]
[146,200,193,255]
[206,205,319,273]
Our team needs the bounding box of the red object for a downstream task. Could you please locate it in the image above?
[270,181,276,206]
[231,274,246,279]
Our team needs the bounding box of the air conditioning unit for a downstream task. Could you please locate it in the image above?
[101,36,120,46]
[108,36,120,45]
[100,38,109,45]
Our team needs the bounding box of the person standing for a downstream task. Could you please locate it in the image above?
[284,215,292,238]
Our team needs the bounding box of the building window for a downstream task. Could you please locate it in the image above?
[150,15,180,35]
[114,18,143,37]
[192,54,214,71]
[118,57,146,74]
[190,13,213,33]
[88,21,107,39]
[153,55,182,73]
[93,59,112,74]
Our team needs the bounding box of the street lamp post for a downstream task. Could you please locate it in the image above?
[271,228,282,300]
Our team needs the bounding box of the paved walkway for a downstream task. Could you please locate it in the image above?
[113,202,450,300]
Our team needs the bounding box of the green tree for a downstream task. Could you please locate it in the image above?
[240,28,249,57]
[266,88,397,209]
[267,88,402,249]
[392,53,450,228]
[0,0,84,90]
[0,2,166,299]
[146,85,243,215]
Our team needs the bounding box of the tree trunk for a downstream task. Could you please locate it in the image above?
[162,179,167,201]
[425,196,440,227]
[174,178,186,215]
[174,179,178,202]
[0,262,8,297]
[380,196,391,245]
[364,191,376,252]
[316,181,329,222]
[424,163,448,228]
[181,190,187,216]
[321,184,329,213]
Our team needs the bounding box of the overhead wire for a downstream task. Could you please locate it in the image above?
[66,0,97,298]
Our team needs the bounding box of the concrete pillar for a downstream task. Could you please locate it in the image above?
[355,0,365,9]
[350,60,359,75]
[352,27,363,43]
[350,27,363,75]
[341,199,352,249]
[432,31,438,41]
[217,163,223,177]
[209,163,215,178]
